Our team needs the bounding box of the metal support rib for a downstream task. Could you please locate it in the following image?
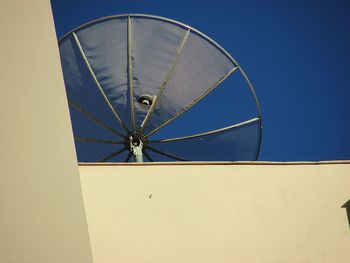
[139,29,191,132]
[146,66,239,137]
[72,32,130,134]
[149,117,260,143]
[97,147,127,162]
[124,152,132,162]
[143,150,154,162]
[74,136,123,144]
[139,95,157,132]
[68,99,125,137]
[147,146,187,161]
[127,16,136,131]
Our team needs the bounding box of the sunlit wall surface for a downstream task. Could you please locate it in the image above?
[80,162,350,263]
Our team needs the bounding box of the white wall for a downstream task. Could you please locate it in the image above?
[0,1,93,262]
[80,163,350,263]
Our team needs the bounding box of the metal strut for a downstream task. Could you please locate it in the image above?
[129,136,143,162]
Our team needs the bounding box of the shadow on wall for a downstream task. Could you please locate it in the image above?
[342,200,350,228]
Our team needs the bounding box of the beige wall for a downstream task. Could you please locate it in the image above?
[0,1,93,262]
[80,163,350,263]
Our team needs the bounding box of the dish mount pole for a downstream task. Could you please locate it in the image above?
[129,136,143,162]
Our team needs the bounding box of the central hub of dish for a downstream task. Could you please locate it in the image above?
[125,132,147,149]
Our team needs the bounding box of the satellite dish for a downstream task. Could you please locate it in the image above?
[58,14,262,162]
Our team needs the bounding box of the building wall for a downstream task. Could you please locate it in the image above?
[80,163,350,263]
[0,1,93,262]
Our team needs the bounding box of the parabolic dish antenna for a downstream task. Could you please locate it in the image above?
[58,14,262,162]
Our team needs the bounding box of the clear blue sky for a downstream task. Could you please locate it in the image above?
[51,0,350,161]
